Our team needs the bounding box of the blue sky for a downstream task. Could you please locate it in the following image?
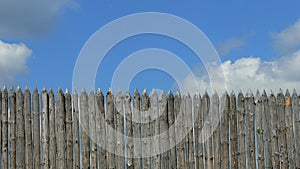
[0,0,300,93]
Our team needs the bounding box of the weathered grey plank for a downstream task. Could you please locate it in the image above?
[220,92,230,168]
[142,89,151,169]
[65,89,73,169]
[212,92,220,169]
[150,89,160,169]
[95,89,107,169]
[269,91,280,169]
[284,90,295,168]
[168,91,176,169]
[133,89,142,168]
[203,92,213,169]
[106,89,115,169]
[277,89,288,168]
[32,89,40,169]
[9,87,17,169]
[185,93,194,169]
[115,90,125,169]
[41,88,49,169]
[175,91,184,169]
[72,89,80,169]
[49,88,56,169]
[89,90,97,169]
[229,91,238,169]
[16,87,25,168]
[24,87,33,169]
[292,90,300,168]
[245,90,255,169]
[80,89,90,169]
[125,91,134,169]
[2,86,8,169]
[237,91,246,168]
[255,91,264,169]
[55,88,66,168]
[262,90,272,168]
[160,91,169,169]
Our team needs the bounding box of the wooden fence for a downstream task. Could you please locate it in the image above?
[0,86,300,169]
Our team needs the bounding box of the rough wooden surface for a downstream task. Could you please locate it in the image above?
[292,90,300,168]
[160,91,169,169]
[72,89,80,169]
[2,87,8,169]
[269,91,280,169]
[262,90,272,168]
[229,92,238,169]
[9,87,17,169]
[203,92,213,169]
[185,93,194,169]
[24,87,33,169]
[65,89,73,169]
[133,89,142,169]
[255,91,264,168]
[220,92,230,168]
[80,89,90,169]
[41,88,49,169]
[150,90,160,169]
[115,90,125,169]
[141,90,151,169]
[237,91,246,169]
[49,89,56,169]
[16,87,25,168]
[56,89,66,168]
[167,91,176,169]
[175,91,184,169]
[106,89,115,169]
[89,90,97,169]
[245,90,255,169]
[32,89,40,169]
[125,91,134,169]
[212,92,220,169]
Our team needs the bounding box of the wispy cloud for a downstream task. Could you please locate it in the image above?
[0,40,32,85]
[216,38,246,56]
[272,19,300,54]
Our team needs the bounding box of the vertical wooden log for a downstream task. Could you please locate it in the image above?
[255,91,264,168]
[229,91,238,169]
[284,90,295,168]
[32,88,40,169]
[194,92,203,169]
[95,89,107,169]
[292,90,300,168]
[10,87,17,169]
[65,89,73,169]
[106,89,115,169]
[277,89,288,168]
[2,87,8,169]
[269,91,280,169]
[220,92,230,168]
[150,89,160,169]
[133,89,142,168]
[262,90,272,168]
[175,91,184,169]
[142,89,151,169]
[212,92,220,169]
[56,88,66,168]
[245,90,255,169]
[41,88,49,169]
[0,88,1,168]
[237,91,246,168]
[49,88,56,169]
[168,91,176,169]
[89,90,97,169]
[160,91,169,169]
[115,90,125,169]
[24,87,33,169]
[125,91,134,169]
[81,89,90,169]
[73,89,80,169]
[203,92,213,169]
[185,93,194,169]
[16,87,25,168]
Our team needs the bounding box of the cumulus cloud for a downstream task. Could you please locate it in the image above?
[180,50,300,94]
[216,38,246,56]
[272,19,300,54]
[0,0,77,38]
[0,40,32,84]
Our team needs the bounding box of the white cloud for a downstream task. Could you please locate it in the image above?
[181,50,300,94]
[0,0,78,38]
[216,38,246,56]
[0,40,32,84]
[272,19,300,54]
